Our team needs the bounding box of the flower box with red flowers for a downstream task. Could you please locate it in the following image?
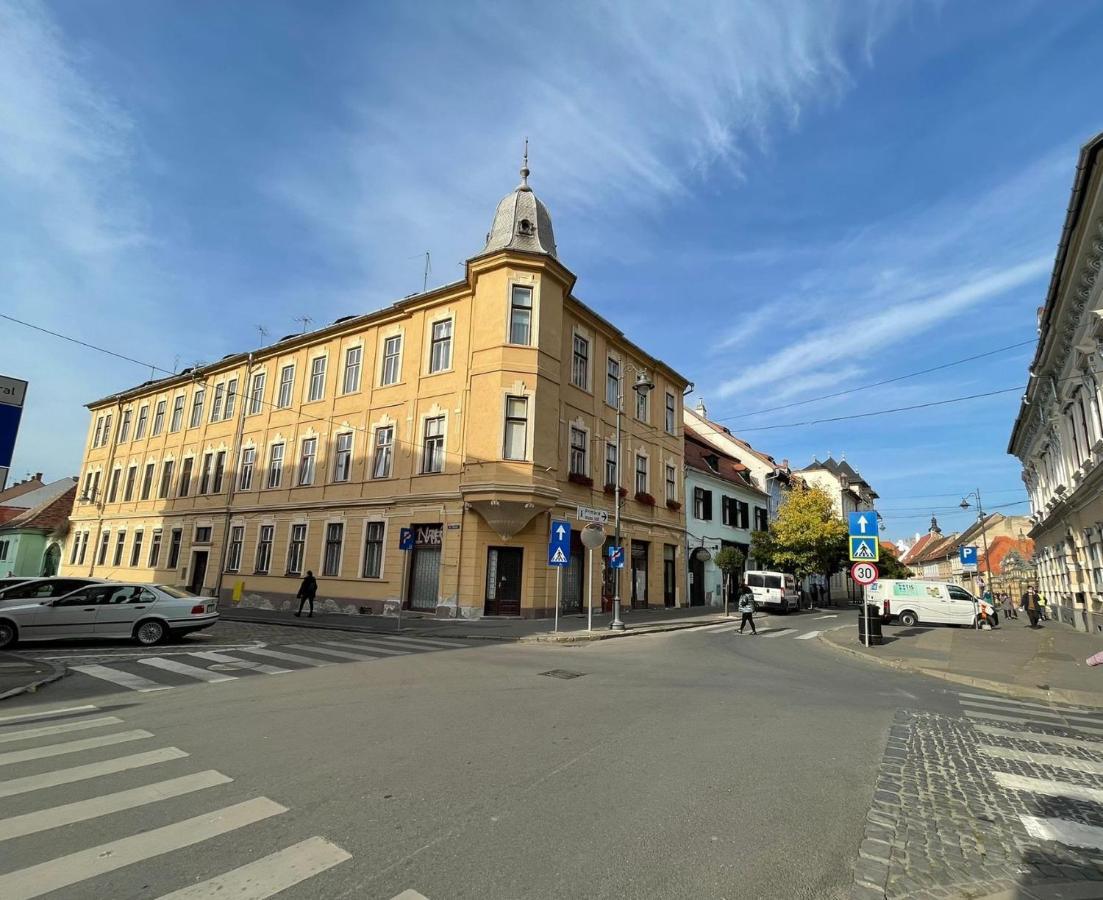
[568,472,594,487]
[635,491,656,506]
[666,499,682,511]
[603,483,628,498]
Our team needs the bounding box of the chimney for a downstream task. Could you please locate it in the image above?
[34,472,42,481]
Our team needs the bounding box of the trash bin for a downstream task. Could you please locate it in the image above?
[857,604,883,646]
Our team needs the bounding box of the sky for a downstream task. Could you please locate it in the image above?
[2,0,1101,542]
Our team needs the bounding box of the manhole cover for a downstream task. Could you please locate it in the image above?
[540,669,586,680]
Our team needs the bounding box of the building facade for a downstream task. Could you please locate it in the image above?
[62,161,689,618]
[0,478,76,577]
[1009,132,1103,632]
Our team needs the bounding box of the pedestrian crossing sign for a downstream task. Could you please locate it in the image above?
[550,547,568,565]
[849,536,879,562]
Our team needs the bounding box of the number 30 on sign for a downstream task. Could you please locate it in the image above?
[851,562,879,586]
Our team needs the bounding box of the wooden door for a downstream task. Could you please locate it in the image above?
[485,547,523,616]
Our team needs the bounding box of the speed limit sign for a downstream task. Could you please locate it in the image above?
[851,562,879,586]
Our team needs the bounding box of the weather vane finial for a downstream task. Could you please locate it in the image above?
[519,137,530,189]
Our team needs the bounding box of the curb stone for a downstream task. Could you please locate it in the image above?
[0,658,68,702]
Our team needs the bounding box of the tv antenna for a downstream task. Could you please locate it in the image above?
[409,251,431,294]
[295,316,313,334]
[257,325,269,343]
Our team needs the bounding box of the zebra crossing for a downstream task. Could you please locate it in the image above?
[64,632,472,696]
[0,703,351,898]
[697,619,824,641]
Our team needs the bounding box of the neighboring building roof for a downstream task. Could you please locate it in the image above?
[913,533,961,565]
[683,426,766,494]
[0,479,77,534]
[798,456,879,498]
[979,535,1035,576]
[900,533,936,566]
[0,475,45,506]
[683,405,790,475]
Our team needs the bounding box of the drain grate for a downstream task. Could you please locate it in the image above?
[540,669,586,680]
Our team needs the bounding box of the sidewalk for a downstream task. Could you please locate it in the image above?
[0,653,66,702]
[219,605,733,642]
[822,612,1103,708]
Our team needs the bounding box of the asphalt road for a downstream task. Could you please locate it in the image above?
[0,611,969,899]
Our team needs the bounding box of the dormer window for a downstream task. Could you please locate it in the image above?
[706,454,719,472]
[517,218,534,236]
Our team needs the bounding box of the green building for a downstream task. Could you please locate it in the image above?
[0,478,77,577]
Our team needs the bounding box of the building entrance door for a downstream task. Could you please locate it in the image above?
[406,523,443,611]
[689,554,706,606]
[561,533,584,614]
[485,547,523,616]
[188,551,208,595]
[630,540,648,609]
[663,544,676,607]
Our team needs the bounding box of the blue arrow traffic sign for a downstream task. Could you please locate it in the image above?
[607,546,625,569]
[849,536,879,562]
[548,519,571,567]
[848,511,878,537]
[398,527,414,552]
[960,546,978,567]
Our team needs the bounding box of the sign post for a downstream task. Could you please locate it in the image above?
[852,562,880,648]
[960,546,979,630]
[0,375,28,493]
[580,524,606,633]
[548,519,571,634]
[398,527,414,633]
[848,511,881,647]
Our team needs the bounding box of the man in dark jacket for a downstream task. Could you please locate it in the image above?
[295,571,318,618]
[1022,586,1042,628]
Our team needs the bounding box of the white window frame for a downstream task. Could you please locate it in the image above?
[248,372,266,416]
[359,518,387,579]
[189,387,205,429]
[421,414,446,474]
[298,436,318,486]
[135,404,149,440]
[508,284,533,346]
[380,334,403,386]
[210,383,225,423]
[372,424,395,479]
[427,318,453,374]
[665,391,676,435]
[152,400,166,436]
[178,456,194,497]
[502,395,530,461]
[321,520,344,577]
[286,522,308,576]
[277,364,295,409]
[306,355,327,403]
[571,330,591,392]
[224,377,238,419]
[226,524,244,572]
[267,442,284,489]
[605,442,618,487]
[239,446,256,491]
[634,452,649,496]
[119,409,132,443]
[254,524,274,575]
[342,345,363,394]
[606,356,621,408]
[170,395,185,432]
[569,424,589,476]
[665,463,677,503]
[635,387,649,423]
[333,432,353,482]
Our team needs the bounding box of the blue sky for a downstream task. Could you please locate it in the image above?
[2,0,1100,541]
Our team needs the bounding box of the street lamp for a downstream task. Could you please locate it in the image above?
[611,367,655,631]
[961,489,993,624]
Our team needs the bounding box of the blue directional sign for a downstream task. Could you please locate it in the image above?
[960,546,978,568]
[398,527,414,552]
[848,511,879,537]
[607,545,625,569]
[849,536,879,562]
[548,519,571,567]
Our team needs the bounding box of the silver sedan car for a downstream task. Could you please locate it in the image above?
[0,583,219,649]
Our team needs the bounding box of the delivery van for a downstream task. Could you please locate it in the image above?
[745,570,801,613]
[868,579,996,627]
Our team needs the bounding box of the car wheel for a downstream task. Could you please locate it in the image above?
[134,620,166,646]
[899,611,918,627]
[0,620,16,650]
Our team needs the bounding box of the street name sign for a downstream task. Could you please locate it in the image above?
[848,511,878,537]
[548,519,571,567]
[608,546,625,569]
[0,375,28,492]
[575,505,609,525]
[960,545,978,571]
[849,536,879,562]
[398,527,414,551]
[851,562,879,586]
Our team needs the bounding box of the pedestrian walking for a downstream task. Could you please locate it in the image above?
[1038,594,1049,621]
[737,583,757,635]
[1002,592,1017,620]
[1022,586,1042,628]
[295,570,318,618]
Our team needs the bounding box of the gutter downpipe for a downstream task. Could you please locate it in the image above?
[214,353,253,601]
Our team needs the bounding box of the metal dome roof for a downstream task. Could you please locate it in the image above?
[478,145,557,259]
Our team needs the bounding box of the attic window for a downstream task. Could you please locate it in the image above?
[517,218,534,236]
[705,454,719,472]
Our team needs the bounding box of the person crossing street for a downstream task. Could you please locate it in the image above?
[737,583,757,635]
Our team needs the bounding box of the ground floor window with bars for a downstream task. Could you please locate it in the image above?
[323,523,344,576]
[362,521,384,578]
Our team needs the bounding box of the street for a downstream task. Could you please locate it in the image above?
[4,613,1100,899]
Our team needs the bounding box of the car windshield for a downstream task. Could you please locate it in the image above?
[154,585,195,599]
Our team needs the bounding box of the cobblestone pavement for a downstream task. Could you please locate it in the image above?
[852,692,1103,899]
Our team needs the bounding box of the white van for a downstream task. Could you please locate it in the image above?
[869,579,996,627]
[745,571,801,613]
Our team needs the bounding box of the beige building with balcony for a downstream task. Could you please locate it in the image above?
[62,159,689,619]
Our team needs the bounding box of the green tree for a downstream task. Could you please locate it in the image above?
[713,546,746,615]
[877,549,912,580]
[753,486,849,583]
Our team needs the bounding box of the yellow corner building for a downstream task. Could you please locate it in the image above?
[62,157,689,619]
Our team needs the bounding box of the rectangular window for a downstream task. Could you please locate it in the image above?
[102,414,113,446]
[97,531,111,565]
[224,378,238,419]
[152,400,166,436]
[362,522,384,578]
[210,383,225,422]
[107,468,121,504]
[140,462,155,500]
[572,335,589,390]
[267,443,284,489]
[721,496,733,527]
[605,443,617,487]
[665,464,676,502]
[255,525,274,574]
[81,471,93,501]
[509,285,532,345]
[422,416,445,473]
[226,525,244,572]
[119,410,132,443]
[635,387,649,422]
[333,433,353,482]
[0,539,7,561]
[606,357,620,407]
[69,531,82,565]
[189,388,205,428]
[277,365,294,408]
[635,454,648,495]
[372,426,394,479]
[249,372,266,415]
[92,415,104,448]
[170,396,185,432]
[135,405,149,440]
[429,320,452,373]
[694,487,712,520]
[90,471,101,503]
[113,531,126,566]
[569,427,588,475]
[381,335,402,385]
[298,437,317,485]
[178,457,194,497]
[503,396,528,460]
[195,526,212,543]
[130,530,144,567]
[212,450,226,493]
[239,447,256,490]
[342,346,362,394]
[323,523,343,576]
[308,357,326,402]
[753,507,768,531]
[736,500,749,529]
[77,530,90,566]
[123,465,137,502]
[287,523,306,575]
[198,452,213,494]
[167,529,182,569]
[665,392,676,434]
[148,529,163,568]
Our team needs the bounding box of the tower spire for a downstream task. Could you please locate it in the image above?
[518,138,530,191]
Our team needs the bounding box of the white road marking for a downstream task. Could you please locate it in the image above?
[0,704,99,725]
[187,650,291,675]
[390,892,431,900]
[973,723,1103,753]
[0,716,123,745]
[0,797,286,900]
[1021,815,1103,851]
[979,745,1103,775]
[0,747,188,799]
[959,701,1068,724]
[374,634,467,649]
[957,692,1103,718]
[763,628,798,638]
[235,647,335,667]
[284,643,389,661]
[815,615,839,620]
[696,622,741,633]
[995,771,1103,803]
[0,770,231,842]
[795,631,823,640]
[0,730,153,767]
[139,657,237,683]
[964,710,1103,736]
[155,835,352,899]
[38,642,264,661]
[318,640,409,657]
[70,664,173,693]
